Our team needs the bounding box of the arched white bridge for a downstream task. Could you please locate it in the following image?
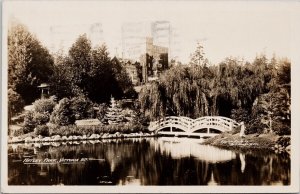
[149,116,240,138]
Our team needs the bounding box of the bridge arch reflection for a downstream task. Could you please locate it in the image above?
[150,137,237,163]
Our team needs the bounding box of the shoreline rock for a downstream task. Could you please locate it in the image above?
[8,132,157,144]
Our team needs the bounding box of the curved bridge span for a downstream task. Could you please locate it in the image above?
[149,116,240,138]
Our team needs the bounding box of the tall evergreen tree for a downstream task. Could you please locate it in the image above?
[68,34,92,95]
[8,21,54,104]
[64,35,136,103]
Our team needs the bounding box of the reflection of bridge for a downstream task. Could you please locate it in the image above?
[151,137,237,163]
[149,116,240,138]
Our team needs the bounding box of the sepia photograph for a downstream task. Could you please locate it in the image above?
[1,0,299,193]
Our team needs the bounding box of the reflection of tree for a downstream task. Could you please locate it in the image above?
[135,141,214,185]
[212,152,290,185]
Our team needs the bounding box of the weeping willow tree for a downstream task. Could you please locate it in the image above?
[139,65,214,120]
[139,82,166,120]
[211,56,271,116]
[139,54,277,121]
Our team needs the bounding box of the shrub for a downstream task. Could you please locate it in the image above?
[94,126,104,134]
[48,124,59,136]
[231,108,251,123]
[96,103,108,122]
[8,89,25,117]
[70,96,94,120]
[272,120,291,135]
[13,128,24,137]
[276,136,290,147]
[49,125,79,136]
[34,125,49,136]
[33,97,57,114]
[33,112,50,125]
[23,111,36,133]
[50,96,95,126]
[20,98,55,135]
[48,122,147,137]
[97,122,146,134]
[245,117,266,135]
[50,98,75,126]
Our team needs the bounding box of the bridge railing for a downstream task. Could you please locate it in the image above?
[191,116,239,132]
[149,116,191,131]
[149,116,240,133]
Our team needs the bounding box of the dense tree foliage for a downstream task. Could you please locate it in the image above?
[250,59,291,135]
[68,34,92,94]
[8,22,291,136]
[139,57,269,119]
[50,34,135,103]
[49,51,77,99]
[139,54,290,135]
[8,22,54,104]
[8,24,137,132]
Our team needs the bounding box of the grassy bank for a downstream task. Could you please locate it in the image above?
[202,132,291,153]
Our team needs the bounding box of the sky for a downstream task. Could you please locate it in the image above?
[4,0,295,64]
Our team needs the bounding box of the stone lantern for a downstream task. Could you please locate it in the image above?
[37,83,50,99]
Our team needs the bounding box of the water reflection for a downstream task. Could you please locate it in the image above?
[152,137,236,162]
[8,138,290,185]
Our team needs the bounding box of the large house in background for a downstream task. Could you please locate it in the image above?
[121,37,168,85]
[121,21,179,62]
[140,37,168,83]
[122,60,140,86]
[121,21,175,84]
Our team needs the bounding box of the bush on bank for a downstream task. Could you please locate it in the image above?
[16,96,147,138]
[50,98,75,126]
[33,97,56,114]
[13,127,24,137]
[70,95,94,120]
[22,97,57,134]
[22,111,36,133]
[48,122,148,137]
[34,125,50,136]
[8,89,25,118]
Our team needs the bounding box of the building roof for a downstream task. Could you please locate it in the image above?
[75,119,101,126]
[37,83,50,88]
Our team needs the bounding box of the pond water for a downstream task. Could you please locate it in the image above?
[8,137,290,185]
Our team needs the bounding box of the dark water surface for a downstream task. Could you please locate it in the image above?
[8,137,290,185]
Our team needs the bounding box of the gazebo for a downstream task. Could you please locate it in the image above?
[37,83,50,99]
